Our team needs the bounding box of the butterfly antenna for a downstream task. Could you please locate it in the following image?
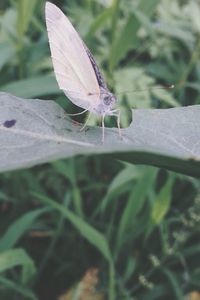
[89,85,175,97]
[115,84,175,95]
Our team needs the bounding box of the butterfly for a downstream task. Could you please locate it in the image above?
[45,2,120,142]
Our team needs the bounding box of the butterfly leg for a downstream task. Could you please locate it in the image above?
[101,114,105,143]
[80,112,91,132]
[65,109,88,116]
[110,109,122,139]
[116,109,121,138]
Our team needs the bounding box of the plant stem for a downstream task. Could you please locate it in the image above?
[108,260,116,300]
[70,159,84,218]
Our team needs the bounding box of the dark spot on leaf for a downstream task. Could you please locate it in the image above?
[3,119,16,128]
[66,128,72,132]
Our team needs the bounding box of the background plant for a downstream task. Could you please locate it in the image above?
[0,0,200,299]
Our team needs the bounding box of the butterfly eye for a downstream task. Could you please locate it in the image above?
[103,94,116,106]
[103,96,112,105]
[104,96,109,102]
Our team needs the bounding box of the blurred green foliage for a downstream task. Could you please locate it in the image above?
[0,0,200,299]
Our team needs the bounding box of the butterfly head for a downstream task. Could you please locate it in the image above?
[97,87,116,115]
[88,88,116,115]
[102,92,116,106]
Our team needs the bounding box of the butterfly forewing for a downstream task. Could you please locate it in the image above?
[45,2,100,110]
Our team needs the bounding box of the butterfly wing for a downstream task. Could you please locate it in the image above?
[45,2,100,111]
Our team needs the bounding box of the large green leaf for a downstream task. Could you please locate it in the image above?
[0,92,199,177]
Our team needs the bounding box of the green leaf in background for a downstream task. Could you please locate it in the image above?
[0,248,36,284]
[154,22,195,46]
[116,168,157,248]
[17,0,37,37]
[33,191,116,299]
[109,13,139,70]
[144,175,174,238]
[0,277,37,300]
[34,192,112,262]
[0,208,48,252]
[109,0,160,69]
[85,6,113,40]
[0,8,17,39]
[100,164,142,211]
[151,178,173,225]
[0,92,199,177]
[0,44,15,70]
[161,267,184,300]
[0,75,59,98]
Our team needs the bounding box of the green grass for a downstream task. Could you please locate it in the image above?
[0,0,200,299]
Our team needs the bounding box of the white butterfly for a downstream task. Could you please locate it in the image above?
[45,2,120,142]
